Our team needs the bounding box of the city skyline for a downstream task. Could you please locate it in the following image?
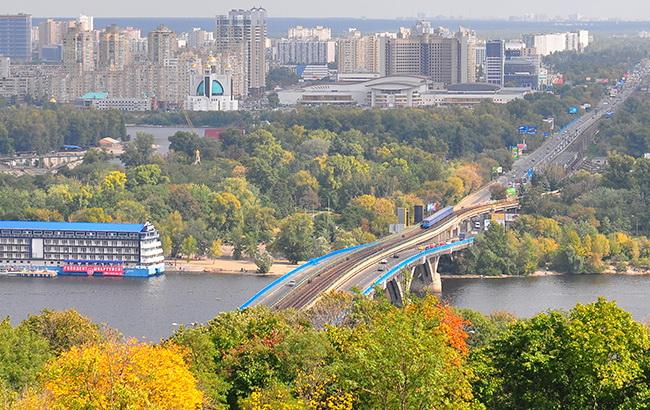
[3,0,650,21]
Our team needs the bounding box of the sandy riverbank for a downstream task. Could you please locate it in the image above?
[166,257,300,277]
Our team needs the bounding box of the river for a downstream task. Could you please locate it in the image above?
[126,126,207,154]
[1,273,649,341]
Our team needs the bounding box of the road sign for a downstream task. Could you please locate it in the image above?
[527,168,535,179]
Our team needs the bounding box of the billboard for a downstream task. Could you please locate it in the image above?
[414,205,424,223]
[397,207,407,225]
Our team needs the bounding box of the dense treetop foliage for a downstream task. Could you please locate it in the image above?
[0,297,648,409]
[0,107,125,154]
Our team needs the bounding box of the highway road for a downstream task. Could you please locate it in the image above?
[460,58,650,206]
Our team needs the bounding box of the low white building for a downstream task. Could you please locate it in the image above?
[277,76,530,108]
[278,76,433,108]
[186,73,238,112]
[78,92,152,112]
[421,83,531,106]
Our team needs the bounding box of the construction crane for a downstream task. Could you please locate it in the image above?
[182,111,194,128]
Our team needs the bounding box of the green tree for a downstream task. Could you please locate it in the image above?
[475,298,650,409]
[463,224,519,276]
[181,235,198,261]
[68,207,113,223]
[19,309,105,355]
[254,251,273,274]
[0,319,51,392]
[126,164,168,188]
[331,297,474,409]
[274,213,315,264]
[120,132,156,167]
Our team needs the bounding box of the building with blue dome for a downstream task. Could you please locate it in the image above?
[186,73,239,111]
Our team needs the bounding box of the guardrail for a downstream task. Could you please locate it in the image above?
[239,242,374,309]
[362,237,475,296]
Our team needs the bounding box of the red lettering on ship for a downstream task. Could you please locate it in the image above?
[63,265,124,276]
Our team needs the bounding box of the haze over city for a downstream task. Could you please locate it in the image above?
[5,0,650,21]
[2,1,650,408]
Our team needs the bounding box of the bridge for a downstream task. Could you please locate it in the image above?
[362,238,475,306]
[242,199,519,310]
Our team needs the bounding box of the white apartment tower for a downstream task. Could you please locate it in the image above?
[215,8,267,96]
[77,15,94,32]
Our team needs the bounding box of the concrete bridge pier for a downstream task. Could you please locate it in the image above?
[408,256,442,297]
[385,277,404,307]
[425,257,442,294]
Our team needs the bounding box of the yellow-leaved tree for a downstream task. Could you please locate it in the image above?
[16,341,203,410]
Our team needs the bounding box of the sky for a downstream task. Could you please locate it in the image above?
[5,0,650,20]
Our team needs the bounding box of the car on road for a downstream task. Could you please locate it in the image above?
[379,259,388,264]
[378,265,385,271]
[287,280,297,287]
[392,253,400,259]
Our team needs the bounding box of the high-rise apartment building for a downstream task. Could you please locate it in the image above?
[288,26,331,41]
[36,19,69,61]
[37,19,64,49]
[147,25,177,65]
[485,40,505,85]
[215,8,267,95]
[98,25,130,70]
[78,15,94,32]
[187,28,213,49]
[337,30,383,74]
[385,38,421,76]
[456,27,477,83]
[276,39,334,65]
[63,25,96,72]
[0,14,32,61]
[0,57,9,78]
[384,30,475,87]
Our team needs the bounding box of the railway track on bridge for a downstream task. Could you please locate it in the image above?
[273,223,433,309]
[273,200,517,310]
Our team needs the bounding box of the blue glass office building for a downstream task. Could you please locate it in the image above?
[0,14,32,61]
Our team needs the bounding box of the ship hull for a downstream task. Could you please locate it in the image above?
[0,263,165,278]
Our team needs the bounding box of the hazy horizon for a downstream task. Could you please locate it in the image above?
[5,0,650,21]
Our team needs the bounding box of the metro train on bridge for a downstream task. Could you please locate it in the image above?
[420,206,454,229]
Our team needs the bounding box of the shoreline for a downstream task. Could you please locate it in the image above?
[441,268,650,279]
[165,258,295,277]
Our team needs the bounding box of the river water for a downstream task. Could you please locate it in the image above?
[126,126,206,154]
[1,273,649,341]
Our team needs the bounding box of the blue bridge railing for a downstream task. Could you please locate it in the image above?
[240,242,375,309]
[362,237,475,296]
